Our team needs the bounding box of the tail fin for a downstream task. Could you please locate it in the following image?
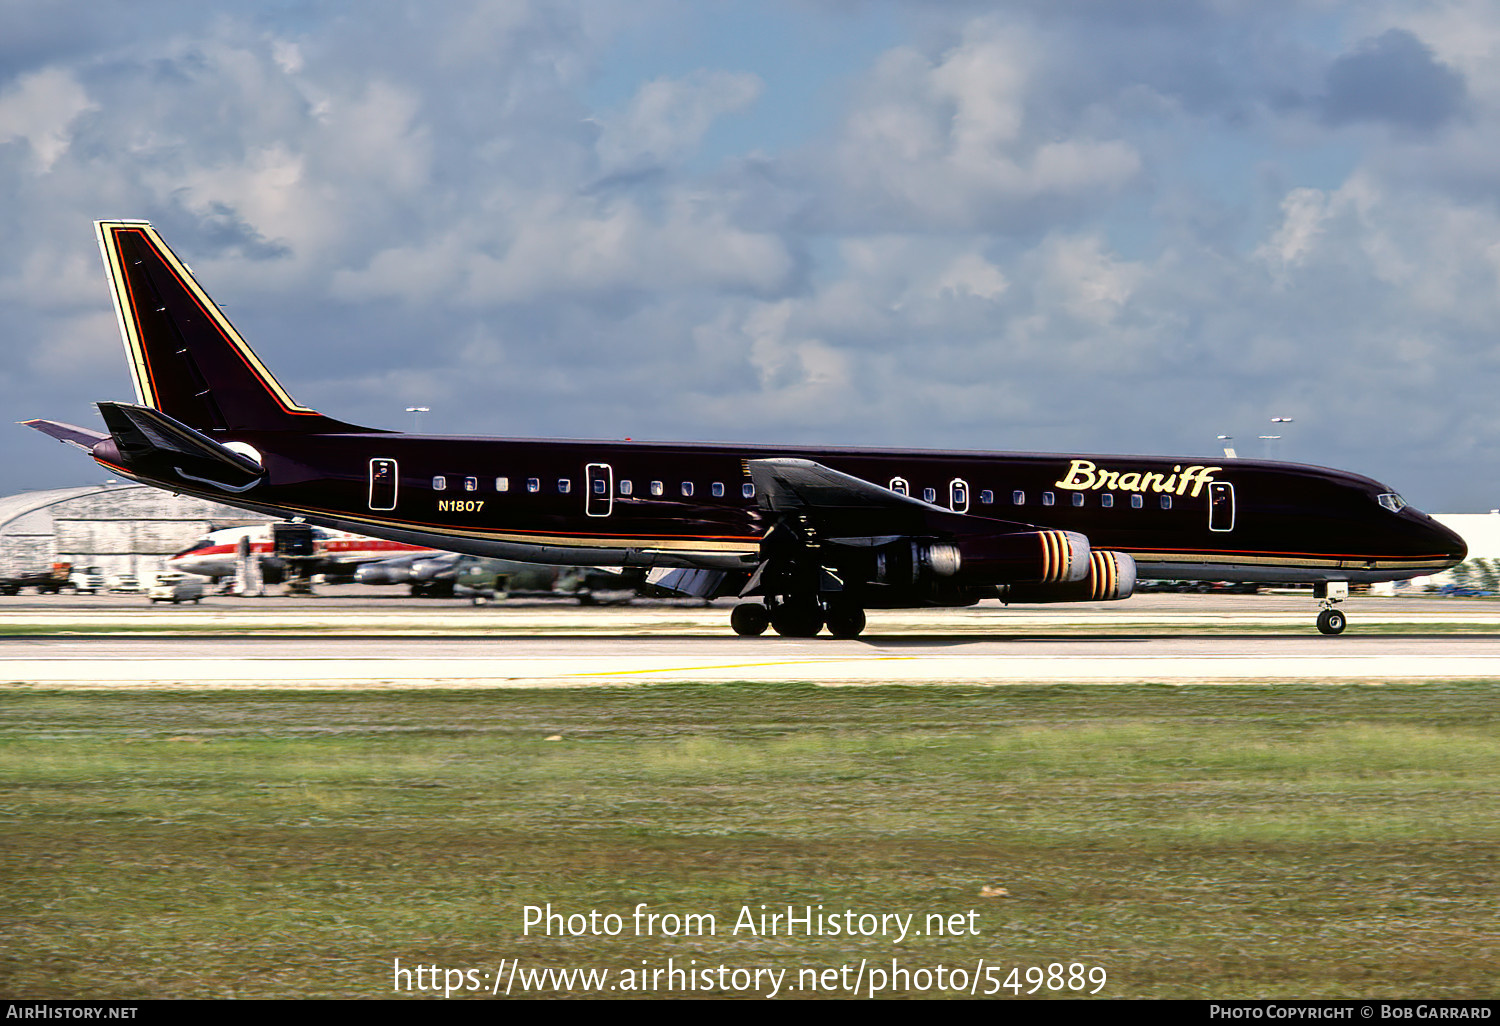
[95,220,376,434]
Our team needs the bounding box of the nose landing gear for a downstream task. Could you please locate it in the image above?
[1315,581,1348,635]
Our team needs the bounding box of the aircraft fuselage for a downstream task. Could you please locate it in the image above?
[92,429,1463,586]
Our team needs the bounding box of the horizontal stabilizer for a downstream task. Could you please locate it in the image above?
[20,419,109,452]
[96,401,266,490]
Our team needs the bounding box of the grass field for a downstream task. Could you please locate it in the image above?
[2,683,1497,999]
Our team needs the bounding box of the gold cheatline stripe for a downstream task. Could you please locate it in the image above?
[96,222,151,407]
[1133,551,1453,570]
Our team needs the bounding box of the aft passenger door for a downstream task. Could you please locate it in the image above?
[586,462,614,517]
[369,458,398,511]
[1209,481,1235,532]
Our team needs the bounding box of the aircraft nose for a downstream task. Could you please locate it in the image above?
[1431,519,1468,569]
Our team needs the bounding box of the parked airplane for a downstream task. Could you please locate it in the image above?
[170,524,433,581]
[354,551,647,602]
[24,221,1466,636]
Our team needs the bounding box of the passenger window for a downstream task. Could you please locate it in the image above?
[1042,492,1055,506]
[1131,494,1143,509]
[1072,493,1084,507]
[432,476,447,491]
[923,487,937,503]
[650,481,664,497]
[742,482,755,498]
[711,482,724,498]
[464,476,478,492]
[527,478,540,493]
[592,478,607,495]
[1013,490,1025,505]
[1101,493,1113,508]
[980,490,994,505]
[495,476,509,492]
[558,479,571,494]
[681,482,694,497]
[619,480,633,496]
[1160,495,1172,509]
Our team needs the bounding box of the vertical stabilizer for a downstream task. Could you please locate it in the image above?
[94,220,374,434]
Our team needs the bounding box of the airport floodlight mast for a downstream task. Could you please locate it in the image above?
[1259,435,1281,459]
[1217,435,1237,459]
[406,406,430,432]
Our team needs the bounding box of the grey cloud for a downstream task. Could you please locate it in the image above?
[1320,29,1468,132]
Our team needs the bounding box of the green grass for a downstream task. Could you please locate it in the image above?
[1,684,1497,999]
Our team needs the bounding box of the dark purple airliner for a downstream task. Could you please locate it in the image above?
[25,221,1465,637]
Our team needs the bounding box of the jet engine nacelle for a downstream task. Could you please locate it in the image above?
[1000,550,1136,604]
[874,530,1092,587]
[355,563,413,585]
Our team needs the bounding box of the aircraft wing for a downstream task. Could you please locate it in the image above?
[749,458,941,514]
[747,456,993,541]
[20,419,109,452]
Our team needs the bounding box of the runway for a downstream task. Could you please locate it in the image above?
[4,594,1499,687]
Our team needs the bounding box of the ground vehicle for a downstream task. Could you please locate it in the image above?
[69,567,106,594]
[0,562,74,595]
[147,572,205,604]
[108,573,143,593]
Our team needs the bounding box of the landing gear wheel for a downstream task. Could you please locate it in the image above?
[824,605,866,639]
[1317,608,1347,635]
[730,603,770,637]
[771,604,823,638]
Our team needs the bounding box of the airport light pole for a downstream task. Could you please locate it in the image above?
[1259,435,1281,459]
[1217,435,1237,458]
[406,406,430,433]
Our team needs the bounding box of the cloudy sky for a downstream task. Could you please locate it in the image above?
[2,0,1497,510]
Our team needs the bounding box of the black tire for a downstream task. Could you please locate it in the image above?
[1317,608,1347,635]
[824,605,866,639]
[730,603,770,637]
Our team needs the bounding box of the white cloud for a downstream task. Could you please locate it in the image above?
[0,67,96,171]
[596,69,762,173]
[813,20,1141,229]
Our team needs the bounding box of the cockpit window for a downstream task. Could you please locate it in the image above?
[173,537,215,557]
[1377,492,1406,513]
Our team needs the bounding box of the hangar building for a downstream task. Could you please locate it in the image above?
[0,483,273,578]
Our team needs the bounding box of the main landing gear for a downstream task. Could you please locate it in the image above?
[1315,581,1349,635]
[730,599,867,639]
